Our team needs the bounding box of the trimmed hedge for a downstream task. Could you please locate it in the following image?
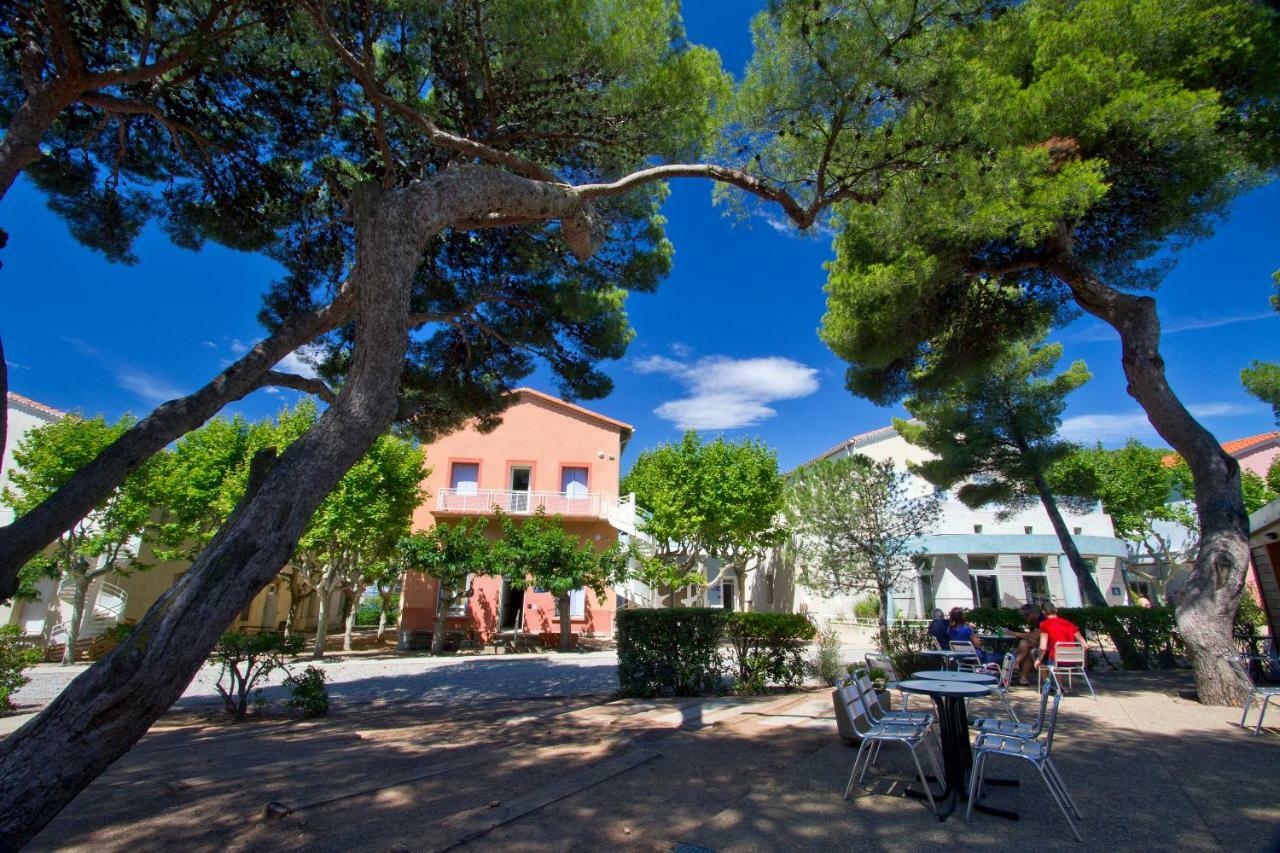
[617,608,728,697]
[724,612,816,693]
[966,606,1181,670]
[616,609,819,697]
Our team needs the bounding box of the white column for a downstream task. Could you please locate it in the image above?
[1058,553,1082,607]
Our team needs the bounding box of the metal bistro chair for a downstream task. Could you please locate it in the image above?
[1040,641,1096,699]
[1225,654,1280,735]
[974,671,1057,739]
[949,640,996,674]
[836,677,944,815]
[967,680,1083,842]
[978,652,1019,722]
[865,652,911,712]
[853,669,934,728]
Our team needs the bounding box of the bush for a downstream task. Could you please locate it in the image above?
[617,608,728,697]
[812,625,844,687]
[210,632,303,719]
[1236,595,1266,630]
[284,666,330,717]
[853,596,880,620]
[0,625,42,712]
[87,621,134,662]
[724,612,816,692]
[964,605,1182,670]
[354,596,399,628]
[875,623,933,678]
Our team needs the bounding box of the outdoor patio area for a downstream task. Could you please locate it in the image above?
[15,669,1279,852]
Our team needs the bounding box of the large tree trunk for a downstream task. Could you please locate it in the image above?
[0,292,354,601]
[0,83,76,202]
[1049,248,1248,705]
[1031,472,1108,605]
[1,333,8,464]
[0,180,422,848]
[342,594,357,652]
[60,573,89,666]
[557,593,572,652]
[377,604,388,640]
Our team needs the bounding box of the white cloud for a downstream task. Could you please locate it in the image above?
[229,339,250,354]
[635,354,820,430]
[202,341,218,349]
[275,346,322,379]
[1061,401,1264,444]
[1065,310,1275,344]
[669,342,693,358]
[115,370,185,405]
[263,386,282,395]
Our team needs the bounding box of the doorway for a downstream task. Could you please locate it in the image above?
[509,465,532,512]
[500,577,523,630]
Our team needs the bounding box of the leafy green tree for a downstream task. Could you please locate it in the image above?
[1059,442,1196,605]
[895,333,1105,604]
[1241,272,1280,424]
[784,455,940,630]
[623,432,784,607]
[1,414,166,663]
[361,557,402,641]
[295,430,425,659]
[396,521,493,654]
[817,0,1280,704]
[0,2,1006,840]
[0,624,42,711]
[491,509,627,652]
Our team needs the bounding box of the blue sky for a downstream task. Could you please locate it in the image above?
[3,2,1278,474]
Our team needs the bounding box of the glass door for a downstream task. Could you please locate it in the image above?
[508,465,531,512]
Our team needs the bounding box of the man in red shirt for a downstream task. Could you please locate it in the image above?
[1036,602,1086,666]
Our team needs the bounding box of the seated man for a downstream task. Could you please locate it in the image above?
[927,608,950,650]
[1010,603,1043,685]
[1035,602,1087,671]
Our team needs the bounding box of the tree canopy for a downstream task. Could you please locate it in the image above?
[622,431,783,604]
[895,331,1105,603]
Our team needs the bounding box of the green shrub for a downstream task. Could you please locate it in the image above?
[964,605,1182,670]
[811,626,844,687]
[1236,595,1266,630]
[0,625,42,712]
[724,612,816,691]
[210,632,304,719]
[284,666,330,717]
[853,596,880,620]
[616,608,728,697]
[875,623,933,678]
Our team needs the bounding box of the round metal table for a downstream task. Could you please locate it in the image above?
[912,670,997,684]
[895,678,1016,821]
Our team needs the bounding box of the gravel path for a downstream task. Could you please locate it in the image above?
[12,651,620,712]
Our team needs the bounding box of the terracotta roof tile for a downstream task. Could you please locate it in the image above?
[1161,432,1280,467]
[6,391,67,420]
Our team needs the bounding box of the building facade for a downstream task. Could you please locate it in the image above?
[399,388,637,646]
[751,425,1129,623]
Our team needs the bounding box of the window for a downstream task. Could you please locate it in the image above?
[973,524,983,534]
[1024,526,1033,535]
[1073,526,1082,535]
[969,555,996,573]
[569,588,586,619]
[447,575,472,617]
[1020,556,1046,573]
[1023,575,1050,605]
[970,574,1000,609]
[450,462,479,495]
[561,466,589,497]
[508,465,532,511]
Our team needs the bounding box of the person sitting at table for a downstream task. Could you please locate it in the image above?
[927,608,950,650]
[1010,603,1044,686]
[1035,602,1087,669]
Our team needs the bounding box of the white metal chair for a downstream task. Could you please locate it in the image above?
[1040,641,1096,699]
[978,652,1019,722]
[1224,654,1280,735]
[836,677,944,815]
[967,680,1082,842]
[865,652,910,712]
[853,670,934,728]
[974,672,1056,739]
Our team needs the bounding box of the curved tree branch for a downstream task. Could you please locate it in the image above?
[256,371,337,404]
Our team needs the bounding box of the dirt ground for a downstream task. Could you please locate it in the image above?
[15,671,1280,852]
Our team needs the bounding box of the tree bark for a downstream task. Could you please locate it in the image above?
[557,593,572,652]
[431,581,448,654]
[0,82,77,202]
[60,572,89,666]
[0,292,354,601]
[1031,472,1108,605]
[313,587,331,661]
[377,604,388,640]
[1,333,8,465]
[0,179,423,848]
[1047,248,1249,705]
[342,591,357,652]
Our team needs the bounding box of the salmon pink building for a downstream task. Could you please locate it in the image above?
[399,388,638,647]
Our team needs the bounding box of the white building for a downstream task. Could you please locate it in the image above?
[748,425,1129,622]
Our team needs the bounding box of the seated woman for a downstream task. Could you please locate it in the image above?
[927,608,950,649]
[948,608,1000,664]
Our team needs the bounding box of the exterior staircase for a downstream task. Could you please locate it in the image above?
[46,577,128,656]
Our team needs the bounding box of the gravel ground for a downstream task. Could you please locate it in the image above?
[12,650,621,712]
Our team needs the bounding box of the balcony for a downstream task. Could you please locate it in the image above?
[435,489,639,532]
